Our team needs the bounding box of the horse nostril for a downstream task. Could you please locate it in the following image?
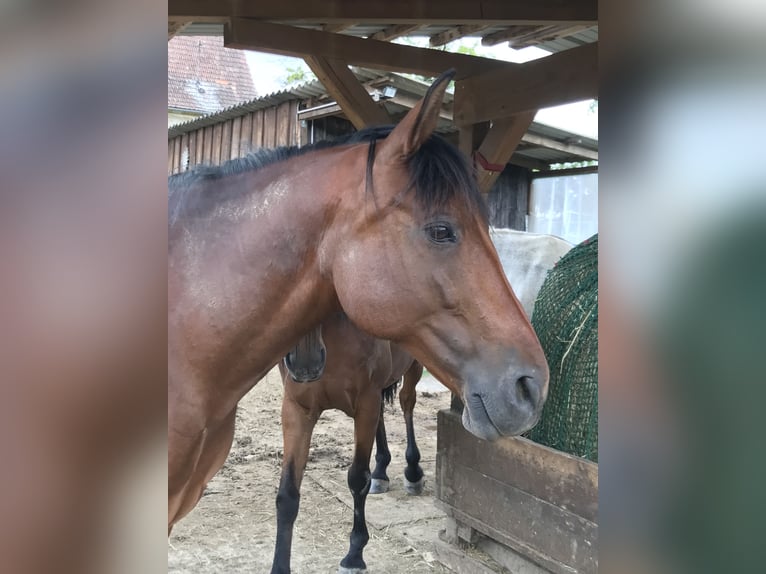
[515,376,536,406]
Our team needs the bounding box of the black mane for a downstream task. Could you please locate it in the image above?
[169,125,486,225]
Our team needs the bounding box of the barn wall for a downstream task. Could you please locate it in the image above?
[486,164,530,231]
[307,116,355,143]
[167,100,301,174]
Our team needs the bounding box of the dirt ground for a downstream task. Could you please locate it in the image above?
[168,368,454,573]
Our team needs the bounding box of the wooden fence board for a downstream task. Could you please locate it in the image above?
[188,131,197,168]
[437,409,597,521]
[230,116,242,159]
[203,126,214,164]
[290,101,300,145]
[173,137,181,174]
[180,134,189,171]
[435,409,598,574]
[297,103,309,146]
[276,102,291,146]
[221,120,232,163]
[212,123,223,164]
[263,107,276,148]
[252,110,264,150]
[196,128,204,165]
[240,113,253,154]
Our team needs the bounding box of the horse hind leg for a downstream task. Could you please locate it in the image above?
[400,361,425,495]
[369,400,392,494]
[339,392,380,573]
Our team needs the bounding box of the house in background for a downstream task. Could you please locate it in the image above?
[168,36,257,127]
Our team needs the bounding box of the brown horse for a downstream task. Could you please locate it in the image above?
[167,70,549,530]
[274,312,420,573]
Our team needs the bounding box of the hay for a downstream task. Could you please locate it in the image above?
[525,234,598,462]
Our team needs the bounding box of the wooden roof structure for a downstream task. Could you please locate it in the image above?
[168,1,598,190]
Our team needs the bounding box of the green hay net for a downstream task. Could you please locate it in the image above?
[526,234,598,462]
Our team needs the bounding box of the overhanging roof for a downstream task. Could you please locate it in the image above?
[168,1,597,53]
[168,69,597,169]
[175,22,598,55]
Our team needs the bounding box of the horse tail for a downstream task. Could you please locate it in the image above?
[381,379,400,406]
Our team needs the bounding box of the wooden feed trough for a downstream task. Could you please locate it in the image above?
[435,408,597,574]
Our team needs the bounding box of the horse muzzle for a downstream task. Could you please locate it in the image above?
[283,326,327,383]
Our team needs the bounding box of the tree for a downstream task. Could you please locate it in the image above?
[281,65,316,87]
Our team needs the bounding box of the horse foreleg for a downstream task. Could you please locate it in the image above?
[271,395,316,574]
[400,361,425,495]
[369,401,392,494]
[168,408,237,531]
[339,392,380,573]
[168,426,206,532]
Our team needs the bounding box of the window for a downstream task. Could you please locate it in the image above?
[528,173,598,245]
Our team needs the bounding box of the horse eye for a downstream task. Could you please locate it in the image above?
[426,223,457,244]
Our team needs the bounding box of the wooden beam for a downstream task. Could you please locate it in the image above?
[388,94,452,121]
[321,23,354,33]
[483,24,590,49]
[481,25,536,46]
[510,24,592,48]
[508,154,550,171]
[504,24,565,46]
[429,24,490,47]
[458,122,490,158]
[297,102,344,121]
[169,1,598,25]
[521,133,598,160]
[454,42,598,125]
[532,165,598,178]
[475,112,536,192]
[369,24,421,42]
[168,21,189,40]
[303,56,390,129]
[225,19,509,79]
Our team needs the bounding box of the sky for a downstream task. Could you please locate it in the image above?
[244,37,597,140]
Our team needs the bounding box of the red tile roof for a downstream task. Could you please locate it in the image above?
[168,36,257,115]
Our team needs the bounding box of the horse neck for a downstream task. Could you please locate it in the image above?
[170,150,359,392]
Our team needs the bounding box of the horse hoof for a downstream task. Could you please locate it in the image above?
[337,567,367,574]
[369,478,390,494]
[404,476,425,495]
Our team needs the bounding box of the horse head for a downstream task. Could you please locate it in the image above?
[328,71,550,439]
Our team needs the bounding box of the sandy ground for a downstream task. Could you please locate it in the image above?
[168,368,454,573]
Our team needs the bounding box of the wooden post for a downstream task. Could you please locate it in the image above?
[458,121,490,159]
[474,112,536,193]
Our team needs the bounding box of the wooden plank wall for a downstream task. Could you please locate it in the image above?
[486,164,530,230]
[167,100,300,175]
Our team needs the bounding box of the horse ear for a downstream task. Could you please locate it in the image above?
[379,69,455,163]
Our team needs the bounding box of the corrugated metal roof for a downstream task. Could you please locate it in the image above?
[167,77,333,138]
